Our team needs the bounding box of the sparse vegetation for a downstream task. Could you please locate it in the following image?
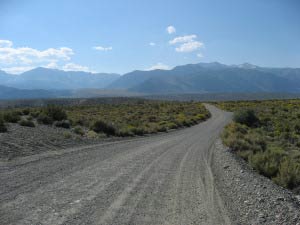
[73,126,85,136]
[54,120,71,129]
[217,99,300,191]
[42,105,68,121]
[37,114,53,125]
[91,120,116,136]
[0,99,210,138]
[19,119,35,127]
[3,111,21,123]
[233,109,259,127]
[0,118,7,133]
[63,131,72,139]
[66,100,210,136]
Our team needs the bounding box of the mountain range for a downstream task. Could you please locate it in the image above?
[0,67,120,90]
[108,62,300,94]
[1,62,300,99]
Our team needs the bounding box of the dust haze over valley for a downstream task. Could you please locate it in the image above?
[1,1,300,224]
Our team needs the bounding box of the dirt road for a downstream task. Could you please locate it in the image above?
[0,104,232,225]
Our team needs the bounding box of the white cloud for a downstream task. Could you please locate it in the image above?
[0,40,74,67]
[166,26,176,34]
[0,40,13,48]
[169,35,204,53]
[197,53,203,58]
[93,46,112,51]
[62,63,92,72]
[0,39,95,74]
[175,41,203,53]
[45,61,59,69]
[147,63,170,71]
[169,35,197,45]
[149,42,156,46]
[2,66,35,74]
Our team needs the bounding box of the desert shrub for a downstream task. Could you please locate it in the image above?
[29,111,40,118]
[274,157,300,189]
[222,122,266,161]
[157,126,168,132]
[118,128,134,137]
[87,130,99,138]
[217,99,300,191]
[54,120,71,129]
[27,116,33,121]
[167,122,178,129]
[22,108,30,115]
[148,116,158,122]
[44,105,67,121]
[74,118,88,127]
[63,131,72,139]
[294,124,300,135]
[73,126,85,136]
[233,109,259,127]
[249,146,286,178]
[131,127,146,136]
[3,111,21,123]
[19,119,35,127]
[92,120,116,136]
[37,114,53,125]
[0,119,7,133]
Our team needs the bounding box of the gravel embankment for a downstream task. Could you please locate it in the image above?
[0,124,102,160]
[212,139,300,224]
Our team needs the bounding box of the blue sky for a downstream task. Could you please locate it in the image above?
[0,0,299,74]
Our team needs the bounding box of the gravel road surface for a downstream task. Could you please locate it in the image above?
[1,105,299,225]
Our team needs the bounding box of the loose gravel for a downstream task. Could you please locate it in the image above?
[212,139,300,224]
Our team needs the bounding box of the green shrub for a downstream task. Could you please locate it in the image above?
[37,114,53,125]
[157,126,168,132]
[73,126,85,136]
[131,127,145,136]
[19,119,35,127]
[22,108,30,115]
[249,146,286,178]
[92,120,116,136]
[218,99,300,191]
[0,119,7,133]
[233,109,259,127]
[27,116,33,121]
[30,111,40,118]
[274,157,300,189]
[54,120,71,129]
[87,130,98,138]
[63,131,72,139]
[3,111,21,123]
[44,105,67,121]
[118,128,134,137]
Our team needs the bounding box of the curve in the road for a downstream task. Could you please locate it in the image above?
[0,104,232,225]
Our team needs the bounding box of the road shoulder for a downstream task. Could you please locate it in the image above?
[212,139,300,224]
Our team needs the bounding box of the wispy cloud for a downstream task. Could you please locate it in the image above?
[62,63,93,72]
[0,40,13,48]
[175,41,203,53]
[169,35,197,45]
[147,63,170,71]
[169,35,204,53]
[93,46,112,51]
[149,42,156,46]
[1,66,35,74]
[166,26,176,34]
[197,53,203,58]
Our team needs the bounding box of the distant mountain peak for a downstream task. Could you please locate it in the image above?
[236,63,258,69]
